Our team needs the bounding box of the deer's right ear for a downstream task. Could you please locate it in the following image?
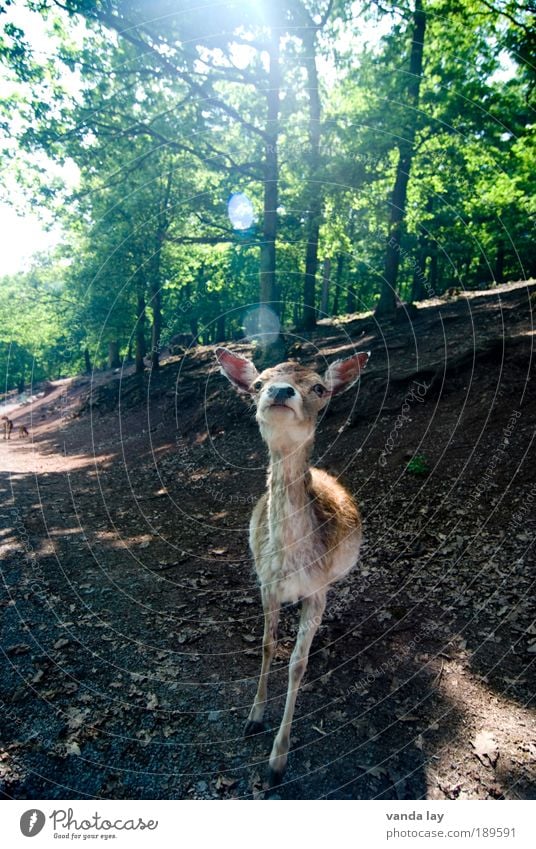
[215,347,259,394]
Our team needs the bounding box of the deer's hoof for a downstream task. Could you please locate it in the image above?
[267,767,284,789]
[244,719,264,738]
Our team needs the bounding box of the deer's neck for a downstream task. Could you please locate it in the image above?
[266,441,315,554]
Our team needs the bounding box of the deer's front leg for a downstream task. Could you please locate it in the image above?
[268,591,326,786]
[244,588,280,737]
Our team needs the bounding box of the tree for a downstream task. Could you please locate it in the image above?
[375,0,426,318]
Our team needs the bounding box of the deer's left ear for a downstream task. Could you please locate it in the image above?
[324,351,370,395]
[215,347,259,393]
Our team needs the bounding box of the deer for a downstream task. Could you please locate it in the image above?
[215,346,370,787]
[18,425,29,439]
[1,416,13,440]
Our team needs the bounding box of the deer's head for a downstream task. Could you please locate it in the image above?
[215,348,369,453]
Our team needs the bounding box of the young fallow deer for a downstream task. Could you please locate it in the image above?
[1,416,13,440]
[215,346,370,786]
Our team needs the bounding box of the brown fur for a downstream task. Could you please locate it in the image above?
[1,416,13,440]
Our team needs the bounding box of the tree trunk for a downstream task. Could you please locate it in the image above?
[376,0,426,319]
[216,312,226,343]
[301,29,322,330]
[494,240,505,284]
[320,257,331,316]
[135,289,146,374]
[150,169,173,370]
[259,31,280,310]
[429,240,439,292]
[411,236,429,301]
[83,347,92,374]
[332,254,344,316]
[150,284,162,370]
[108,340,120,369]
[347,280,357,314]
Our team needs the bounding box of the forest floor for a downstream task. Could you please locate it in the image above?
[1,280,535,801]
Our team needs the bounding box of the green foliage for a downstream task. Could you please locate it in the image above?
[0,0,534,381]
[407,454,430,476]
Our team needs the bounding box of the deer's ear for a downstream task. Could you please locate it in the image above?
[324,351,370,395]
[215,347,259,393]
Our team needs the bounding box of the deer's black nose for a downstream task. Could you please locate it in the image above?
[270,385,295,402]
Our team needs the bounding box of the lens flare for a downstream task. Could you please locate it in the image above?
[243,305,280,344]
[227,193,254,230]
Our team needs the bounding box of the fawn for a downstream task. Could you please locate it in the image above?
[216,346,370,786]
[1,416,13,440]
[19,425,29,438]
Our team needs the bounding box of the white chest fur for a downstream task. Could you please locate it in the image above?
[250,462,361,604]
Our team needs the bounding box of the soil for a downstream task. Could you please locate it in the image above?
[1,280,535,800]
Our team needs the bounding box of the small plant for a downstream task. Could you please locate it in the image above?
[407,454,429,475]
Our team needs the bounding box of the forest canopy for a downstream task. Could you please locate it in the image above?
[0,0,534,390]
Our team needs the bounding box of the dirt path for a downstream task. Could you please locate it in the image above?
[1,282,535,799]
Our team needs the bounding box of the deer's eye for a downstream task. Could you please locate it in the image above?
[253,380,263,391]
[312,384,326,397]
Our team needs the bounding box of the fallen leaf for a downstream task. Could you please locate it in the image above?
[6,644,30,655]
[215,775,238,790]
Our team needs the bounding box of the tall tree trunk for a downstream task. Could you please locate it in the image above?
[429,239,439,292]
[494,239,505,284]
[108,340,120,369]
[412,235,429,301]
[216,311,226,343]
[150,170,173,370]
[347,280,357,313]
[376,0,426,319]
[412,198,433,301]
[332,254,344,316]
[150,283,162,371]
[320,257,331,316]
[301,28,322,330]
[149,241,163,371]
[259,31,280,311]
[135,288,146,374]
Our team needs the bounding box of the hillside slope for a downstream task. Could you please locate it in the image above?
[0,281,534,800]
